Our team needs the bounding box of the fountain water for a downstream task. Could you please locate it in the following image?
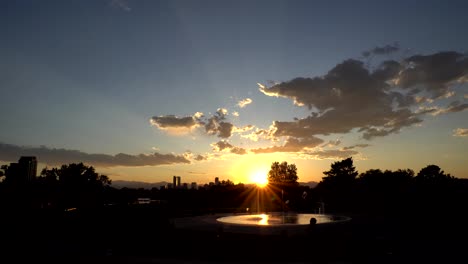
[216,213,350,226]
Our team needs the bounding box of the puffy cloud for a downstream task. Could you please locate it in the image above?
[250,136,323,154]
[240,128,269,142]
[211,141,247,155]
[232,111,240,117]
[362,42,400,57]
[216,108,228,117]
[205,119,234,138]
[150,112,203,135]
[304,149,358,160]
[211,141,233,151]
[0,143,190,167]
[238,98,253,108]
[233,125,254,134]
[151,110,234,138]
[203,108,234,138]
[453,128,468,137]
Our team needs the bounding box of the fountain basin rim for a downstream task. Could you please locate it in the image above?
[216,213,351,227]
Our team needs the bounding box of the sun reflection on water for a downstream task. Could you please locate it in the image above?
[258,214,268,225]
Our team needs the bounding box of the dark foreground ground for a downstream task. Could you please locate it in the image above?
[1,206,467,263]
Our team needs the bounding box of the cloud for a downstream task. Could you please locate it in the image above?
[216,108,228,117]
[204,118,234,138]
[453,128,468,137]
[150,112,203,135]
[0,143,190,167]
[183,151,216,162]
[396,51,468,98]
[363,42,400,57]
[232,125,254,134]
[321,139,341,148]
[201,108,234,138]
[342,144,371,150]
[193,154,207,161]
[250,136,323,154]
[211,141,247,155]
[238,98,253,108]
[304,149,358,160]
[232,111,240,117]
[150,110,235,138]
[429,101,468,115]
[109,0,131,11]
[258,51,468,141]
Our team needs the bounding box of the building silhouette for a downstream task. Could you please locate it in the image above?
[19,156,37,182]
[172,176,182,188]
[6,156,37,184]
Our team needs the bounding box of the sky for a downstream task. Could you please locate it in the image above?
[1,0,467,184]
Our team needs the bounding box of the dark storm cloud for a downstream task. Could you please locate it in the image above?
[0,143,190,167]
[397,51,468,98]
[259,51,468,141]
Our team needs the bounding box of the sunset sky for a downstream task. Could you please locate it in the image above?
[1,0,467,184]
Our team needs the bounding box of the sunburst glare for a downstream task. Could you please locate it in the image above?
[250,169,268,187]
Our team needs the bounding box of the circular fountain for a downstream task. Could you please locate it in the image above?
[213,212,351,236]
[173,212,351,237]
[217,213,350,226]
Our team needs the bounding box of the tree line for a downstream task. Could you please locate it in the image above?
[1,158,467,217]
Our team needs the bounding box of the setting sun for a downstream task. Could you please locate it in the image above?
[251,169,269,187]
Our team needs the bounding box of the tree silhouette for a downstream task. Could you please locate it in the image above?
[40,163,111,209]
[267,161,298,185]
[321,157,358,186]
[416,165,453,184]
[316,157,358,212]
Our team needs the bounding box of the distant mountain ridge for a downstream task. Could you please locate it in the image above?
[111,180,169,189]
[299,181,319,188]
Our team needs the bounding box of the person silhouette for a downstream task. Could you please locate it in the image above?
[308,217,317,235]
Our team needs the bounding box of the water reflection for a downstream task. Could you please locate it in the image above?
[217,213,350,226]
